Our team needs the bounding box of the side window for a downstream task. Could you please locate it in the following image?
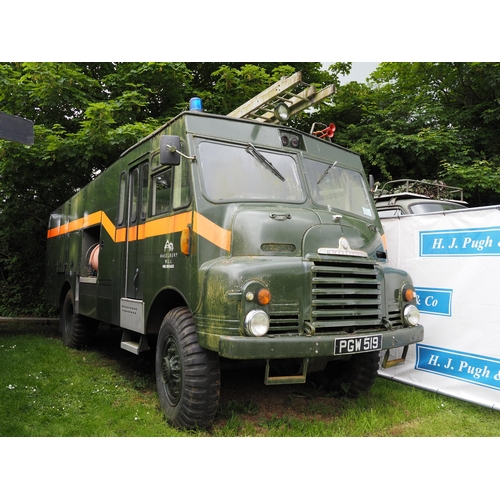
[118,172,127,226]
[152,168,172,216]
[172,161,191,210]
[130,168,140,224]
[140,162,149,220]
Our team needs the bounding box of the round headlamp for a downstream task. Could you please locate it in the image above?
[403,304,420,327]
[274,103,289,122]
[244,310,270,337]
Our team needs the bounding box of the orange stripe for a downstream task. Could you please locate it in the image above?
[52,221,69,237]
[68,219,82,233]
[47,209,232,252]
[137,224,146,240]
[83,211,101,227]
[193,212,231,252]
[47,227,60,238]
[115,227,127,243]
[47,212,99,239]
[143,211,193,239]
[101,211,116,241]
[128,226,138,241]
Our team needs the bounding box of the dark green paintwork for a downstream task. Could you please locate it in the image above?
[45,110,423,367]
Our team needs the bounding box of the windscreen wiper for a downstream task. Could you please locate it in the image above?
[317,161,337,185]
[246,143,285,181]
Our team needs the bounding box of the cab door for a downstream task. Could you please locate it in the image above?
[125,162,148,299]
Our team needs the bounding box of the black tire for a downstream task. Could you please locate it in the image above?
[155,307,220,429]
[345,350,380,396]
[314,351,380,397]
[61,289,98,348]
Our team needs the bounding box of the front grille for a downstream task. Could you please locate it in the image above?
[311,258,383,334]
[387,307,403,328]
[268,313,300,334]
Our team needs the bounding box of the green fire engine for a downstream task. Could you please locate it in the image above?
[45,73,423,429]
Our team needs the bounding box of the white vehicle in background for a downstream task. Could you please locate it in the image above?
[374,179,468,219]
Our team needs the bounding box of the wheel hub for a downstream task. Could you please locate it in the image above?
[161,338,181,404]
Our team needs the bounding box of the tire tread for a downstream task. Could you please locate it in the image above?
[156,307,220,429]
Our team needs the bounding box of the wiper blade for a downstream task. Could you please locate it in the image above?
[246,143,285,181]
[317,161,337,185]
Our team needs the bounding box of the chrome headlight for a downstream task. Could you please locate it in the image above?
[403,304,420,327]
[274,103,289,122]
[244,310,270,337]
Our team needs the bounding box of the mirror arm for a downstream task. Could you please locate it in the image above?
[164,143,196,161]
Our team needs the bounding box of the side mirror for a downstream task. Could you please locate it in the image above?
[369,174,375,192]
[160,135,181,166]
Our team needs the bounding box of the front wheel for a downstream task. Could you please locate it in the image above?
[155,307,220,429]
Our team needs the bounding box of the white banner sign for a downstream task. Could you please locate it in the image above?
[378,206,500,410]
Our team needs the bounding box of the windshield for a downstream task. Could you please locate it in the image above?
[198,141,305,203]
[303,158,375,219]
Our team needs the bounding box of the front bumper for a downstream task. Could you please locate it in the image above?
[198,324,424,360]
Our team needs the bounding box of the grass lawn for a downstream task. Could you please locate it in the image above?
[1,321,497,498]
[1,321,499,438]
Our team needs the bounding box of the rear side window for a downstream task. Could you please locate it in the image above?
[130,168,140,224]
[117,172,127,225]
[141,163,149,220]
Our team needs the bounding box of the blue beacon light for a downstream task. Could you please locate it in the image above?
[189,97,203,112]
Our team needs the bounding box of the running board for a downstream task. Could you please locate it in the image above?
[382,346,408,368]
[120,330,149,355]
[264,358,309,385]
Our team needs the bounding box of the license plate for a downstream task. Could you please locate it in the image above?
[334,334,383,355]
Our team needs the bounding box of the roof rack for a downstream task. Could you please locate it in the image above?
[376,179,464,202]
[227,71,335,124]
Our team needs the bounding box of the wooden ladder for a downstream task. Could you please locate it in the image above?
[227,71,335,123]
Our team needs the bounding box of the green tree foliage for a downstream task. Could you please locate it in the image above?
[186,62,337,115]
[320,62,500,206]
[3,61,499,316]
[0,62,193,316]
[0,62,334,316]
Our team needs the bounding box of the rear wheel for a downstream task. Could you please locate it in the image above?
[61,289,98,348]
[155,307,220,429]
